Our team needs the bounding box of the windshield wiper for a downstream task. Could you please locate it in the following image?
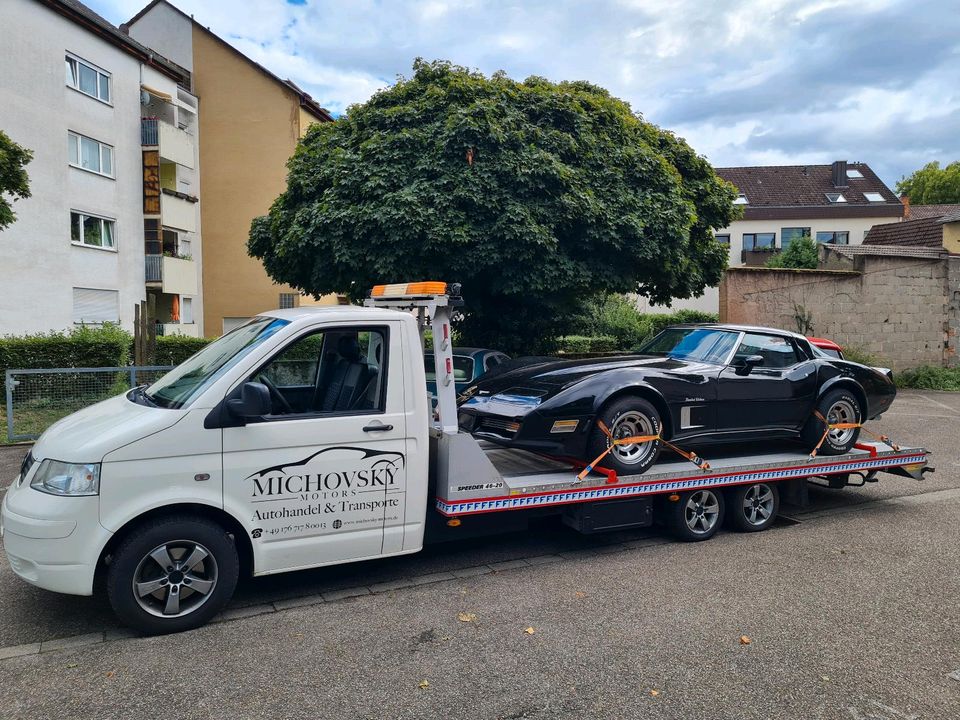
[128,385,158,407]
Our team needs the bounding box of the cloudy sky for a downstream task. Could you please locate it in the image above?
[92,0,959,186]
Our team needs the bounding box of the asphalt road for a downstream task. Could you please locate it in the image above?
[0,390,958,719]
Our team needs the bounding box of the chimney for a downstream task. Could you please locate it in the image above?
[831,160,848,188]
[900,194,911,219]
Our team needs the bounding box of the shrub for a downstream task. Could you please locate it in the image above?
[896,366,960,391]
[841,346,884,367]
[766,234,819,269]
[153,335,212,366]
[557,335,617,353]
[573,294,719,351]
[0,324,131,394]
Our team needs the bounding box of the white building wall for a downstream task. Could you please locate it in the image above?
[125,2,194,72]
[0,0,145,335]
[635,213,897,314]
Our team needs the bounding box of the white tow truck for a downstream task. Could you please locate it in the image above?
[1,282,930,633]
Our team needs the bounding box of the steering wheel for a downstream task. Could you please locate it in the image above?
[257,374,294,414]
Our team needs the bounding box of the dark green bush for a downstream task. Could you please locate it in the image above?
[0,325,131,394]
[153,335,213,366]
[896,366,960,391]
[572,294,718,351]
[557,335,618,353]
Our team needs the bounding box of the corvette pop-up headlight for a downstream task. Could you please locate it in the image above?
[30,460,100,496]
[491,388,547,407]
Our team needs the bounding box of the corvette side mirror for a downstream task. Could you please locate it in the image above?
[735,355,765,375]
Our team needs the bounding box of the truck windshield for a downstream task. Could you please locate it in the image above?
[637,328,739,365]
[144,317,290,409]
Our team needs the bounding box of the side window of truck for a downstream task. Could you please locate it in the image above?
[253,327,388,417]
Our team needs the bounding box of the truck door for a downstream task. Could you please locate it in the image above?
[222,322,408,574]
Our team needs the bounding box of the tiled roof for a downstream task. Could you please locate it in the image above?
[938,208,960,223]
[907,204,960,220]
[715,163,899,207]
[829,244,947,259]
[39,0,188,82]
[863,216,943,249]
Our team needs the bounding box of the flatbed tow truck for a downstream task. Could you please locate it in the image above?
[0,282,930,633]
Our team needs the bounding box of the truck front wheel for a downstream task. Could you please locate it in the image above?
[106,516,239,635]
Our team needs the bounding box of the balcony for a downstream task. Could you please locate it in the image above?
[141,117,195,168]
[145,255,198,295]
[741,249,779,267]
[158,322,200,338]
[160,190,198,232]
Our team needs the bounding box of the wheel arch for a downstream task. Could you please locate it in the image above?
[820,377,868,418]
[94,503,254,590]
[594,383,674,439]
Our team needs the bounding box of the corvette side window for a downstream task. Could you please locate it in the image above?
[735,333,801,369]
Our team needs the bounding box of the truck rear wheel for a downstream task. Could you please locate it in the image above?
[663,488,725,542]
[726,482,779,532]
[107,516,239,635]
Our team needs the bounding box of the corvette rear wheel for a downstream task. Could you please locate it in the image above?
[588,397,662,476]
[803,389,863,455]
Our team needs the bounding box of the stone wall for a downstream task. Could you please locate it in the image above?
[719,253,958,370]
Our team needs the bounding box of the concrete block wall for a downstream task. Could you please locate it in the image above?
[719,256,954,371]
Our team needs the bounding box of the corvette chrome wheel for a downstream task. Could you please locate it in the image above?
[608,410,657,466]
[826,398,858,446]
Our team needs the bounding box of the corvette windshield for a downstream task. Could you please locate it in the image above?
[638,328,739,364]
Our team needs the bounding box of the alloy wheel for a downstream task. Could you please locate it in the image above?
[132,540,219,618]
[741,483,775,527]
[684,490,721,535]
[827,399,858,445]
[608,410,657,466]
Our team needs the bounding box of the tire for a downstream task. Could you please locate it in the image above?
[107,515,239,635]
[727,482,779,532]
[587,397,662,476]
[802,389,863,455]
[663,488,725,542]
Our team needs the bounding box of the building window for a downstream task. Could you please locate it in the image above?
[733,193,748,205]
[825,192,847,203]
[715,234,730,244]
[781,227,810,250]
[279,293,297,309]
[846,169,863,179]
[743,233,776,251]
[70,211,115,249]
[863,192,885,202]
[144,219,161,255]
[182,297,194,324]
[68,131,113,177]
[816,231,849,245]
[65,54,111,103]
[73,287,119,324]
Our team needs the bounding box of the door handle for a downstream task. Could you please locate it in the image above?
[363,422,393,432]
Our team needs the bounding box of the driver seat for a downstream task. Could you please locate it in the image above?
[315,336,378,412]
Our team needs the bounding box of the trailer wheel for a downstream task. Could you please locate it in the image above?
[588,397,662,476]
[727,482,779,532]
[664,488,725,541]
[107,515,239,635]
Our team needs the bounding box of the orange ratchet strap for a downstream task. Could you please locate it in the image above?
[576,420,710,482]
[808,410,900,460]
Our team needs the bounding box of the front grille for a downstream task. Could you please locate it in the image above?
[477,417,522,438]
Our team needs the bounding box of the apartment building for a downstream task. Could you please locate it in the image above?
[124,0,337,337]
[0,0,202,336]
[637,160,903,313]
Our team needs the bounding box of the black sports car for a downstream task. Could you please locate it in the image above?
[457,324,896,475]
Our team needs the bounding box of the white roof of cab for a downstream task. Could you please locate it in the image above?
[258,305,411,325]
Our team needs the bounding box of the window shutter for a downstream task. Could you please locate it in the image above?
[72,288,119,324]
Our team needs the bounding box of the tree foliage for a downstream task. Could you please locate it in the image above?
[896,161,960,204]
[766,234,819,270]
[250,60,738,352]
[0,130,33,231]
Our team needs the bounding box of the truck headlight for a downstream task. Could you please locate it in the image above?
[30,460,100,496]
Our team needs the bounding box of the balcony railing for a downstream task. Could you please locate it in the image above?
[145,254,162,282]
[141,117,159,146]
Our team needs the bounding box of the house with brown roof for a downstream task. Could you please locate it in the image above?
[865,210,960,254]
[637,160,903,313]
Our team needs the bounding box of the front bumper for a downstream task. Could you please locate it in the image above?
[1,480,110,596]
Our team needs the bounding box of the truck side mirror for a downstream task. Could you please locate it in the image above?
[226,381,272,419]
[735,354,764,375]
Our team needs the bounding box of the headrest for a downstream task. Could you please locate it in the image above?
[338,335,362,362]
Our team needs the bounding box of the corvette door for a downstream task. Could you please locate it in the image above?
[717,332,818,432]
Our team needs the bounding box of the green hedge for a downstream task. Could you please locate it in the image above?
[557,335,618,353]
[0,325,131,394]
[896,366,960,391]
[153,335,212,366]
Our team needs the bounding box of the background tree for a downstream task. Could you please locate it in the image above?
[0,130,33,231]
[250,60,738,352]
[896,161,960,204]
[766,234,819,270]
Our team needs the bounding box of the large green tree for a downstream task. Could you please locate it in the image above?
[250,60,738,352]
[896,161,960,204]
[0,130,33,231]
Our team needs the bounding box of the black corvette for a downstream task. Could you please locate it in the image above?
[458,324,896,475]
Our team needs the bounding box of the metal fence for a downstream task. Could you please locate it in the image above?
[5,366,175,443]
